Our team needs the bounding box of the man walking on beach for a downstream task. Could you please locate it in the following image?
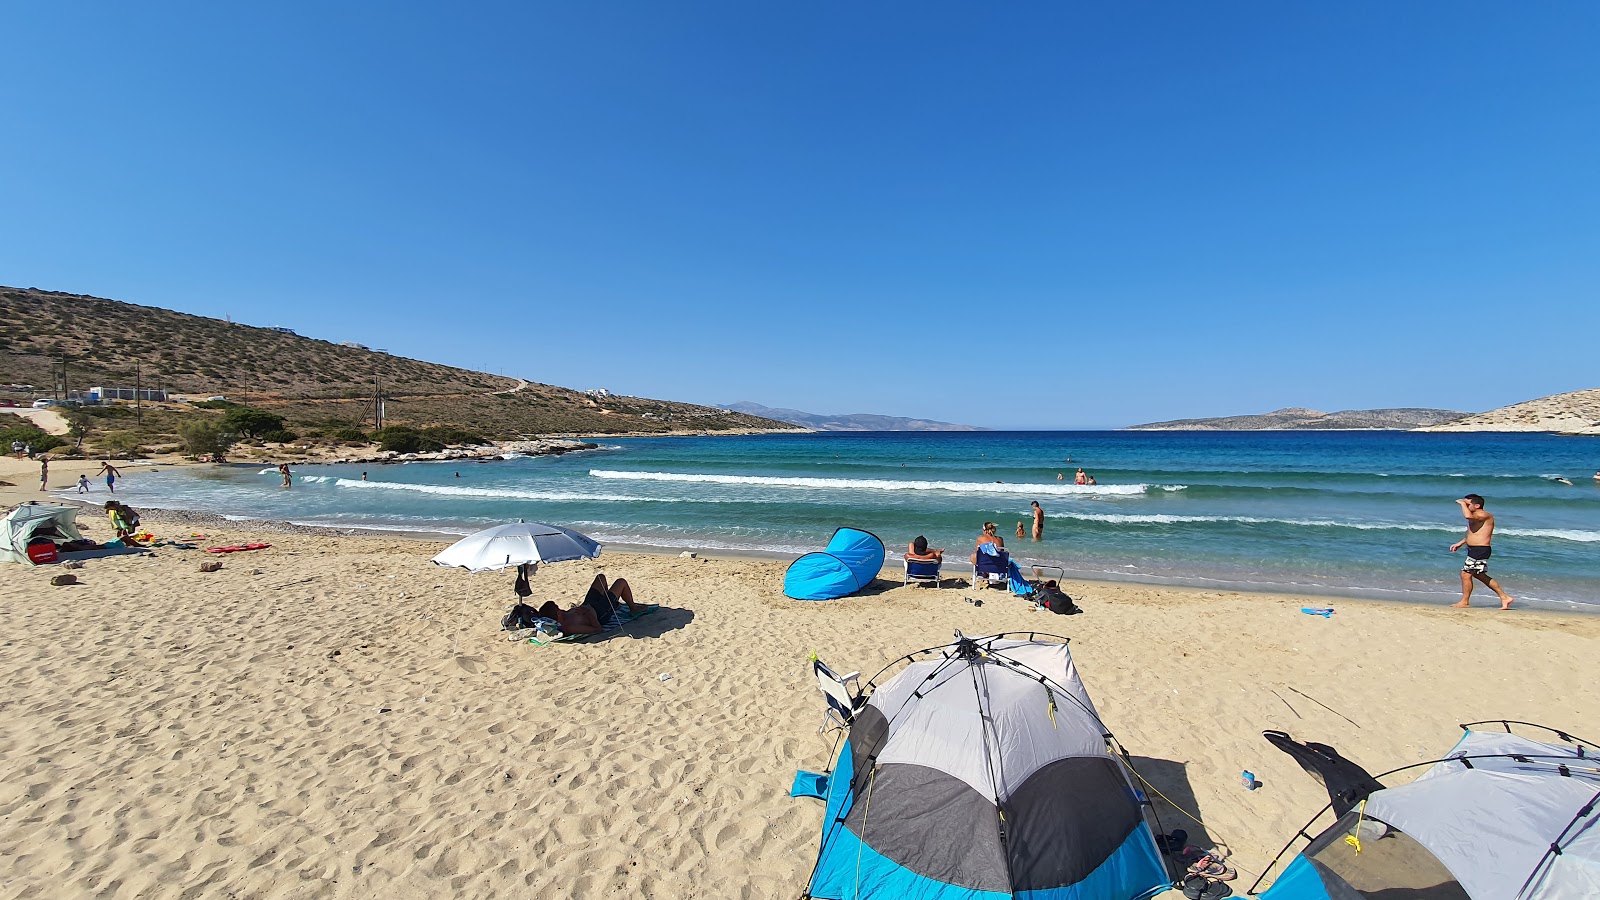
[1450,494,1514,610]
[39,456,48,491]
[98,461,119,493]
[1031,501,1044,541]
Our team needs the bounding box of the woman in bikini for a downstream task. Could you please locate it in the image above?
[971,521,1004,565]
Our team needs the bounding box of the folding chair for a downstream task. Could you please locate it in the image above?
[903,557,942,588]
[813,658,864,732]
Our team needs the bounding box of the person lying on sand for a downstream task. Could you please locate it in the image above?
[537,574,644,635]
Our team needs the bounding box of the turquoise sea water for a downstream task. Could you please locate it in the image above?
[92,431,1600,610]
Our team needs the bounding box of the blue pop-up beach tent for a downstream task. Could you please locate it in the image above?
[784,527,886,600]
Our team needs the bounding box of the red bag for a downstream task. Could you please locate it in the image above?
[26,541,59,565]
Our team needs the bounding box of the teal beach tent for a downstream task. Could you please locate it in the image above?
[784,527,886,600]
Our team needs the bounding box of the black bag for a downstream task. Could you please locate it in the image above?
[1039,585,1082,615]
[513,564,532,598]
[501,602,541,631]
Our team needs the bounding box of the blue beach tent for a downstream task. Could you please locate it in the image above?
[784,527,886,600]
[801,634,1170,900]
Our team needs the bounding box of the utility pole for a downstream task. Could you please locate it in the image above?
[374,374,383,429]
[136,361,143,425]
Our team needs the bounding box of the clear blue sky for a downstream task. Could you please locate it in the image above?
[2,3,1596,428]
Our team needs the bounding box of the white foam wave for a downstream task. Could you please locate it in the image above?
[333,477,676,503]
[1052,512,1600,543]
[1502,527,1600,543]
[588,470,1160,496]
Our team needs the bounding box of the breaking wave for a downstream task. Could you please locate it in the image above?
[332,478,677,503]
[1051,512,1600,542]
[587,470,1168,496]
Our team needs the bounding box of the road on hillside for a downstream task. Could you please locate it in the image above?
[6,408,69,435]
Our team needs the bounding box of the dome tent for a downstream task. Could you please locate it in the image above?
[784,527,886,601]
[1254,723,1600,900]
[802,633,1169,900]
[1,503,84,565]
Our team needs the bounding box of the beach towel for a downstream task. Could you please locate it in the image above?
[529,603,660,646]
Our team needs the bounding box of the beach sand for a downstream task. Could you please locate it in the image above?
[3,462,1598,898]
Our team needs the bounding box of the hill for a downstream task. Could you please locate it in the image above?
[1414,388,1600,435]
[1128,407,1468,431]
[720,401,980,432]
[0,286,799,441]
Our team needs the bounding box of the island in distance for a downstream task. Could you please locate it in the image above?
[720,401,981,432]
[1128,407,1469,431]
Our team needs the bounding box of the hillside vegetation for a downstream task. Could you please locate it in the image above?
[0,286,796,449]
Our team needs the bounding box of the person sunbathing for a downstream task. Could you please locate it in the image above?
[971,521,1004,564]
[906,536,943,562]
[537,574,643,635]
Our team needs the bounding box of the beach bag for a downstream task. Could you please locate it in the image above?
[1040,585,1082,615]
[26,539,59,565]
[501,602,541,631]
[513,564,533,598]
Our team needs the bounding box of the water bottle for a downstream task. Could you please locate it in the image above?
[1241,770,1259,790]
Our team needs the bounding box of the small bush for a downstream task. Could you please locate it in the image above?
[99,431,146,458]
[373,426,429,454]
[260,429,300,443]
[177,420,238,459]
[191,399,237,410]
[327,427,370,442]
[221,407,287,439]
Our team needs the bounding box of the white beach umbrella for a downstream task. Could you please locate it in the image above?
[431,521,602,573]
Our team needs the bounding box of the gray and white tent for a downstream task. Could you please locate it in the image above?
[0,503,84,564]
[802,632,1169,900]
[1257,724,1600,900]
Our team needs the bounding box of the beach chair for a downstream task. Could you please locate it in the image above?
[813,658,864,732]
[903,556,942,588]
[972,547,1010,589]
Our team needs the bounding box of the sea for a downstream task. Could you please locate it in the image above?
[87,431,1600,611]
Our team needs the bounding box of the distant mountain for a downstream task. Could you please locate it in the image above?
[1414,388,1600,435]
[721,401,981,432]
[1128,407,1469,431]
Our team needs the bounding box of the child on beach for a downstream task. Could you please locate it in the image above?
[77,474,90,493]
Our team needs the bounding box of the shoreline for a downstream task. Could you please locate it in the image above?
[38,496,1597,615]
[8,445,1594,615]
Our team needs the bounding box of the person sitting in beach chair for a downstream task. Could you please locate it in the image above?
[537,573,644,635]
[904,536,943,587]
[970,522,1010,588]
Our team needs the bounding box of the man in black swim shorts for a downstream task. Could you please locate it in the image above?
[1450,494,1514,610]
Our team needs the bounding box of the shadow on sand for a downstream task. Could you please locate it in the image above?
[578,606,696,644]
[1128,755,1222,870]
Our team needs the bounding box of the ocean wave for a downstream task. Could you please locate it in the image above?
[1050,512,1600,542]
[588,470,1161,496]
[333,478,679,503]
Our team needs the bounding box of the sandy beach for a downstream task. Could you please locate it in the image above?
[3,457,1599,899]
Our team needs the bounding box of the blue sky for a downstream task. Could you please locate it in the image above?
[2,3,1596,428]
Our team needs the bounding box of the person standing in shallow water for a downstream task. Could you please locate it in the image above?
[1031,501,1044,540]
[1450,493,1513,610]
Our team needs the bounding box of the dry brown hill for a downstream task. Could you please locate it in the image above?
[1128,406,1467,431]
[0,286,797,438]
[1415,388,1600,435]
